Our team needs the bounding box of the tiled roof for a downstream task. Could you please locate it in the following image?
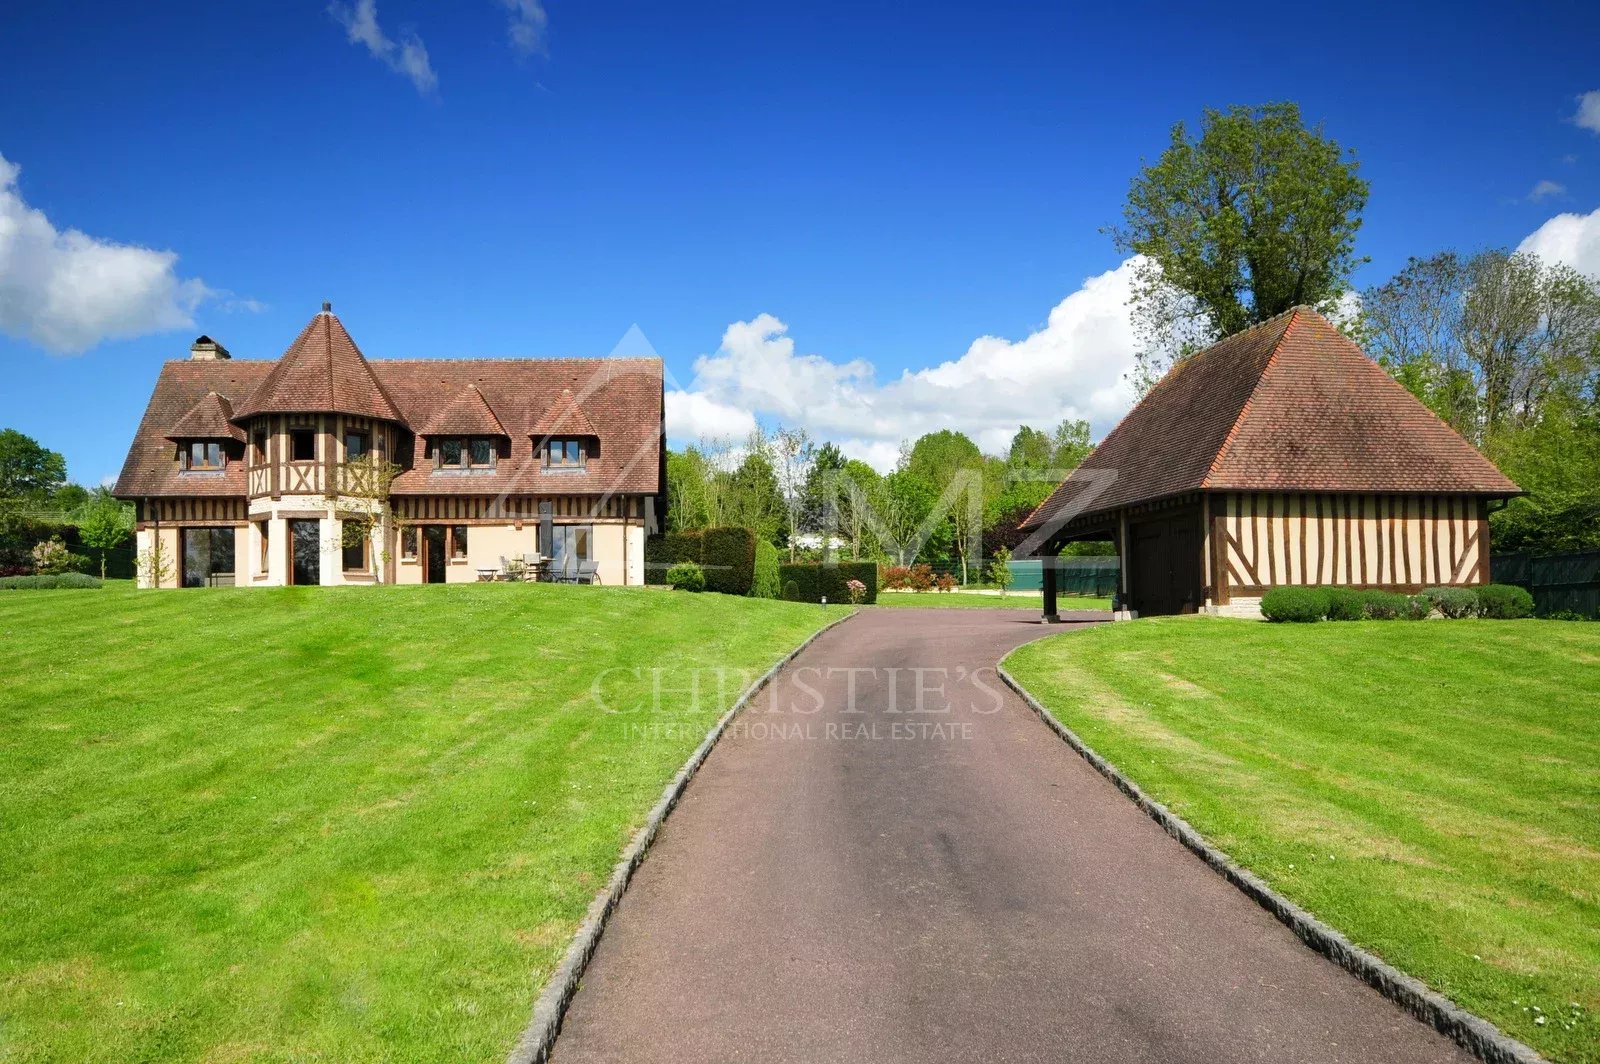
[231,308,405,424]
[379,360,661,496]
[1021,306,1519,532]
[114,342,664,499]
[417,384,508,438]
[530,388,598,438]
[166,390,245,442]
[115,361,274,498]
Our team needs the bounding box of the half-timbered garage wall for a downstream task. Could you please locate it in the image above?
[1209,493,1490,604]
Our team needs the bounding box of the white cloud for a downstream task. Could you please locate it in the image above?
[664,389,758,441]
[1576,91,1600,135]
[0,152,212,354]
[1529,179,1567,202]
[669,259,1143,470]
[1518,207,1600,278]
[330,0,438,96]
[496,0,549,55]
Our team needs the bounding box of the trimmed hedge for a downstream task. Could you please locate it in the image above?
[644,528,757,596]
[750,539,780,599]
[1477,583,1534,619]
[1260,586,1330,622]
[644,531,703,585]
[701,527,756,596]
[0,573,103,590]
[777,562,878,604]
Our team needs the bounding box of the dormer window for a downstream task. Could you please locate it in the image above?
[434,437,497,470]
[184,441,226,471]
[544,438,588,469]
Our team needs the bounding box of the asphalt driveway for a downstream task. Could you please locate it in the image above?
[549,607,1472,1064]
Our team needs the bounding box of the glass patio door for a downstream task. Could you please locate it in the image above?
[289,520,320,586]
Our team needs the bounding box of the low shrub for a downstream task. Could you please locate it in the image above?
[1325,587,1367,621]
[777,562,878,604]
[935,573,958,593]
[1477,583,1535,620]
[750,539,780,599]
[1260,586,1330,622]
[0,573,103,590]
[664,561,705,592]
[1361,590,1410,620]
[1402,595,1434,621]
[882,565,910,591]
[31,537,91,576]
[1422,586,1479,619]
[782,579,799,602]
[908,563,935,592]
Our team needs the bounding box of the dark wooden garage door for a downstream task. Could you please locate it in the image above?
[1128,509,1202,616]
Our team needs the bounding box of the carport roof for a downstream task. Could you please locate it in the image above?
[1020,305,1519,533]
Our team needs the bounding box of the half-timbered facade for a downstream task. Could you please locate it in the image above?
[1020,306,1518,618]
[114,305,665,589]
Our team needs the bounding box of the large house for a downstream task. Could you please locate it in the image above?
[114,305,665,589]
[1020,306,1520,618]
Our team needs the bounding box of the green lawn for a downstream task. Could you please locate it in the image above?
[0,584,841,1064]
[1005,617,1600,1063]
[874,590,1111,610]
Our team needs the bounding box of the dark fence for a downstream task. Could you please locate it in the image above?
[1491,550,1600,618]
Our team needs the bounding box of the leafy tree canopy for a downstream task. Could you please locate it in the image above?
[0,429,68,499]
[1116,102,1368,386]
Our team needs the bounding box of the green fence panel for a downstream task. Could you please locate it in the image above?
[1491,550,1600,618]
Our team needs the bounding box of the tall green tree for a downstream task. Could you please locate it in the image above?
[902,430,986,583]
[721,432,786,544]
[770,427,815,561]
[77,496,135,579]
[1115,102,1369,388]
[1361,249,1600,441]
[0,429,68,499]
[1362,247,1600,554]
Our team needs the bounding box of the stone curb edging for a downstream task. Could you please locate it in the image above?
[505,609,858,1064]
[995,663,1546,1064]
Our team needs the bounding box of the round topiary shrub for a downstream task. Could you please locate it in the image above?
[665,561,706,592]
[1325,587,1366,621]
[1476,583,1534,619]
[1422,586,1478,619]
[1260,586,1330,622]
[782,579,799,602]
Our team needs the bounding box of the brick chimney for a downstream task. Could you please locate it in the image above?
[189,335,230,360]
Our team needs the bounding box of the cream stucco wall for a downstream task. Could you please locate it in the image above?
[134,527,180,589]
[139,514,645,588]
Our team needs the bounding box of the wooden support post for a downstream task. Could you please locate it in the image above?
[1041,554,1059,623]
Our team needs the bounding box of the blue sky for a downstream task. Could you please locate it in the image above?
[1,0,1597,483]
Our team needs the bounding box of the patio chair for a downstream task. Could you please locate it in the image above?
[576,559,600,585]
[557,556,577,584]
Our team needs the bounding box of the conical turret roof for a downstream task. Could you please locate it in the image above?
[233,305,404,424]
